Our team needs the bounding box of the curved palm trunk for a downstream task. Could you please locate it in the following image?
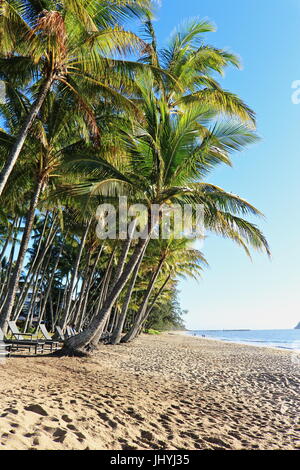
[110,244,146,345]
[59,218,92,331]
[145,274,171,318]
[92,246,116,322]
[90,237,133,346]
[121,258,164,343]
[71,251,91,328]
[13,217,58,320]
[0,75,53,196]
[61,235,151,355]
[0,223,19,302]
[138,274,172,333]
[108,237,132,295]
[0,178,44,331]
[37,244,63,329]
[76,246,103,331]
[0,217,17,263]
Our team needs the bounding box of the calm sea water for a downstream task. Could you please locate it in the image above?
[187,329,300,351]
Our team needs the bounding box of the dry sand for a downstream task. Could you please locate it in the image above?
[0,332,299,450]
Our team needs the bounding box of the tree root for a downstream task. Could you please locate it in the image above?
[51,346,91,358]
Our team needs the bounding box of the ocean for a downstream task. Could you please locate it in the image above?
[187,329,300,351]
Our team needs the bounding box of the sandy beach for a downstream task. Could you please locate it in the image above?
[0,332,299,450]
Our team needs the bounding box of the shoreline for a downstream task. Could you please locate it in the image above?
[0,332,299,450]
[177,330,300,353]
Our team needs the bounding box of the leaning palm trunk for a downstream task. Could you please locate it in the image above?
[90,236,133,346]
[37,244,63,329]
[60,234,151,355]
[145,274,171,319]
[0,225,18,302]
[13,219,58,320]
[71,251,91,328]
[0,178,44,331]
[108,237,132,295]
[91,246,116,323]
[59,218,92,330]
[110,244,147,345]
[0,75,53,196]
[76,246,103,331]
[121,258,164,343]
[0,217,17,263]
[138,275,172,333]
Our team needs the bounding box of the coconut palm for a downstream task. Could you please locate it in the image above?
[120,237,207,343]
[0,86,97,329]
[60,70,269,355]
[0,0,153,195]
[140,15,255,124]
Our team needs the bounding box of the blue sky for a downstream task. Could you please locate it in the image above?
[152,0,300,330]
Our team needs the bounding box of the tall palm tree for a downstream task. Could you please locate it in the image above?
[0,87,96,329]
[61,70,269,355]
[140,15,255,124]
[121,237,206,343]
[0,0,153,195]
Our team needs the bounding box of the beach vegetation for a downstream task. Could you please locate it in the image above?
[0,1,270,356]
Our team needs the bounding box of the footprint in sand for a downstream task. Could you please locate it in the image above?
[66,424,77,431]
[4,407,18,415]
[204,436,232,449]
[75,431,86,442]
[98,411,118,429]
[140,430,154,441]
[24,404,48,417]
[125,408,144,422]
[9,422,19,429]
[53,428,68,443]
[61,415,73,423]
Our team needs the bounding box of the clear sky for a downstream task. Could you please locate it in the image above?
[153,0,300,330]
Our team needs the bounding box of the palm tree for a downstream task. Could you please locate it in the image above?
[140,15,255,124]
[0,86,98,329]
[145,285,186,331]
[61,70,269,355]
[0,0,153,195]
[121,237,207,343]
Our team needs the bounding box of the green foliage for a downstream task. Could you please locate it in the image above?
[144,329,161,335]
[0,5,270,345]
[145,289,187,332]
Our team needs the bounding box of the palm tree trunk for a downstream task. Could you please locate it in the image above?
[140,275,172,332]
[0,222,19,302]
[0,217,17,263]
[72,251,91,327]
[59,218,92,330]
[0,74,53,196]
[89,238,132,346]
[145,274,171,318]
[76,246,103,331]
[92,247,115,323]
[107,223,136,296]
[61,235,151,355]
[121,258,164,343]
[13,218,58,320]
[110,244,146,345]
[37,244,63,328]
[0,178,44,331]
